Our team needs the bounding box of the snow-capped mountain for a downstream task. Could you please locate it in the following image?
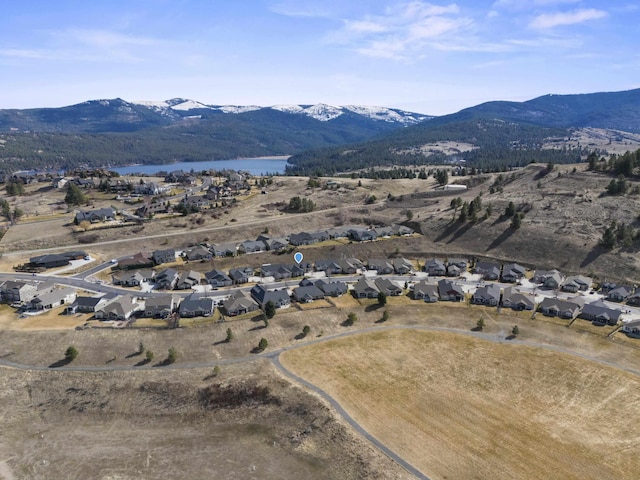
[131,99,431,125]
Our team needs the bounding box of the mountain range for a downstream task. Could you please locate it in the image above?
[0,88,639,174]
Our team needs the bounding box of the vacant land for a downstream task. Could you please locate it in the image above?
[0,361,410,480]
[281,329,640,480]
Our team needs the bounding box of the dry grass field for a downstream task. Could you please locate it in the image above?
[281,329,640,480]
[0,361,411,480]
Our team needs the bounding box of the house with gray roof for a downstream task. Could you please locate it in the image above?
[501,263,526,283]
[348,228,377,242]
[352,278,379,299]
[289,232,318,246]
[607,285,633,302]
[424,259,447,276]
[580,300,622,326]
[250,284,291,309]
[229,267,253,284]
[239,240,266,254]
[95,295,141,320]
[152,248,176,266]
[533,269,564,289]
[205,269,232,288]
[472,284,501,306]
[1,280,38,303]
[155,268,179,290]
[178,294,215,317]
[561,275,592,293]
[176,270,203,290]
[393,258,413,274]
[223,291,259,316]
[475,261,501,280]
[211,243,237,257]
[183,245,212,261]
[144,295,179,318]
[292,285,325,303]
[413,281,439,302]
[65,294,115,314]
[538,297,584,319]
[375,278,403,296]
[446,263,462,277]
[447,258,468,269]
[368,259,394,275]
[315,259,343,275]
[391,224,414,236]
[502,287,535,311]
[29,287,77,310]
[437,279,464,302]
[314,279,348,297]
[74,207,116,224]
[627,292,640,306]
[622,319,640,338]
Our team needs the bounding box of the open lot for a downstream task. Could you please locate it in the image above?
[281,329,640,480]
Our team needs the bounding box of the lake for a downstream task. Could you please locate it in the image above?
[111,156,290,176]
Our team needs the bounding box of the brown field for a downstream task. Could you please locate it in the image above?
[0,361,411,480]
[281,329,640,480]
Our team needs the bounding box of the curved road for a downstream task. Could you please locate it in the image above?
[2,323,640,479]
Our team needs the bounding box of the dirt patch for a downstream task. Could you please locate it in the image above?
[281,329,640,480]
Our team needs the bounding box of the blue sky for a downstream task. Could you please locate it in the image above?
[1,0,638,115]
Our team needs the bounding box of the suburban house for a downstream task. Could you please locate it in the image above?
[260,263,308,280]
[368,259,394,275]
[112,270,147,287]
[472,284,501,306]
[446,263,462,277]
[352,278,380,298]
[579,300,622,326]
[176,270,203,290]
[501,263,526,283]
[181,195,210,210]
[447,258,468,270]
[348,228,377,242]
[256,235,288,252]
[289,232,319,246]
[211,243,238,257]
[74,207,116,224]
[391,224,414,236]
[29,254,70,269]
[292,285,325,303]
[313,279,348,297]
[52,177,68,189]
[375,278,403,296]
[474,262,501,280]
[424,259,447,276]
[413,281,439,303]
[239,240,266,254]
[135,201,169,218]
[627,292,640,306]
[315,259,344,275]
[533,270,564,289]
[223,291,259,316]
[65,295,115,315]
[29,287,77,310]
[178,294,215,317]
[229,267,253,284]
[561,275,592,293]
[622,319,640,338]
[117,252,154,270]
[1,281,37,303]
[205,269,233,288]
[538,297,584,319]
[183,245,212,262]
[155,268,179,290]
[95,295,141,320]
[373,226,394,237]
[437,279,464,302]
[607,285,634,302]
[393,258,414,274]
[144,295,179,318]
[152,249,176,266]
[501,287,535,311]
[250,284,291,309]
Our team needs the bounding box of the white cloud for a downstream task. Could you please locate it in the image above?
[493,0,580,10]
[332,1,472,60]
[529,8,608,29]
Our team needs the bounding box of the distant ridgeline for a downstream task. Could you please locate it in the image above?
[285,121,585,176]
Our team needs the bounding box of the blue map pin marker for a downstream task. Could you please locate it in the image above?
[294,252,304,264]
